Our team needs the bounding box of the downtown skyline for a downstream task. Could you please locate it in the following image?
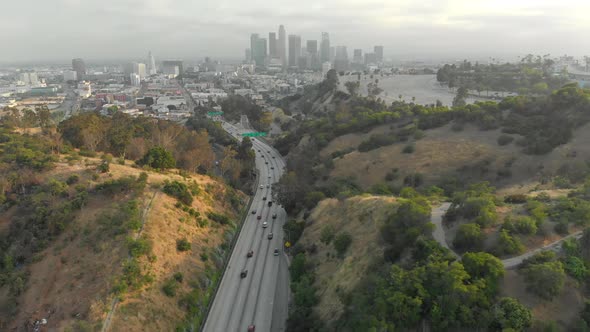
[1,0,590,63]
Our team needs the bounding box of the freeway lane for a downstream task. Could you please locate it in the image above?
[203,122,288,332]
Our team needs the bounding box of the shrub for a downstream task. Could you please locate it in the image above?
[162,278,178,297]
[333,232,352,257]
[206,211,230,225]
[403,173,424,187]
[176,238,191,252]
[522,261,565,300]
[504,194,527,204]
[495,230,524,256]
[497,135,515,146]
[502,216,537,235]
[200,252,209,262]
[453,223,484,251]
[173,272,184,283]
[66,175,80,185]
[97,161,110,173]
[138,146,176,169]
[163,180,193,205]
[320,225,335,244]
[385,168,399,181]
[127,236,153,258]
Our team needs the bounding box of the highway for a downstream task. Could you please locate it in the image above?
[203,121,290,332]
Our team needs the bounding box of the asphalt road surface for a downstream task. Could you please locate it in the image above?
[203,122,289,332]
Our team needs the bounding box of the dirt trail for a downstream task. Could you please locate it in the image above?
[430,203,583,268]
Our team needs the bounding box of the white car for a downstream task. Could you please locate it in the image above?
[262,222,268,228]
[260,185,264,189]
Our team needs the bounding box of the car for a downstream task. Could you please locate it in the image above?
[251,210,256,214]
[248,325,256,332]
[257,215,262,220]
[265,161,268,164]
[274,248,279,256]
[266,184,270,188]
[271,167,274,170]
[247,250,254,258]
[262,222,268,228]
[257,149,261,152]
[262,196,267,201]
[268,201,273,207]
[272,156,275,159]
[272,213,277,219]
[259,185,263,189]
[267,150,270,153]
[268,176,271,178]
[268,233,273,239]
[240,270,248,278]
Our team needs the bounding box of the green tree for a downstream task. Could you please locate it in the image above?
[452,86,469,107]
[344,81,360,96]
[523,261,566,300]
[463,252,504,293]
[139,146,176,169]
[333,232,352,257]
[491,297,533,331]
[453,223,484,251]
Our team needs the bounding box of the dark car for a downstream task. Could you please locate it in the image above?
[268,233,273,240]
[251,210,256,214]
[240,270,248,278]
[262,196,267,201]
[248,325,255,332]
[272,156,275,159]
[265,161,268,164]
[257,215,262,220]
[274,248,279,256]
[247,250,254,258]
[272,213,277,219]
[268,201,273,207]
[271,167,274,170]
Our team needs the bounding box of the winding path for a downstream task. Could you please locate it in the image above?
[430,203,584,269]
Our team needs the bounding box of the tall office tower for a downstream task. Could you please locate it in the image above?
[130,73,141,87]
[278,25,287,69]
[269,32,277,58]
[353,49,363,64]
[374,45,384,62]
[334,46,349,72]
[306,40,319,70]
[250,33,259,60]
[253,38,267,67]
[320,32,330,63]
[148,51,157,75]
[288,35,301,68]
[245,48,252,62]
[133,62,147,79]
[72,58,86,81]
[162,60,183,77]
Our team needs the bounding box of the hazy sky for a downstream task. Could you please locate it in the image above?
[2,0,590,63]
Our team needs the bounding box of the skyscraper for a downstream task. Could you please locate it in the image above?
[278,25,287,69]
[162,60,183,77]
[72,58,86,81]
[133,62,146,79]
[269,32,277,59]
[148,51,157,75]
[334,46,349,72]
[288,35,301,68]
[374,46,384,62]
[320,32,330,63]
[353,49,363,64]
[250,33,259,60]
[306,40,319,70]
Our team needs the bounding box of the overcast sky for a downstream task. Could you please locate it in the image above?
[2,0,590,63]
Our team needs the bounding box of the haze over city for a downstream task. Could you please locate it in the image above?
[2,0,590,63]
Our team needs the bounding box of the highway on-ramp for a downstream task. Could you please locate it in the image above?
[203,122,290,332]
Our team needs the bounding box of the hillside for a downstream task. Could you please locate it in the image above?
[0,136,246,331]
[298,196,397,324]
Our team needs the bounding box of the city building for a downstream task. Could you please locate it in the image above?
[72,58,86,81]
[162,60,183,77]
[288,34,301,68]
[254,37,267,67]
[353,49,363,64]
[365,52,377,65]
[130,74,141,86]
[18,71,39,85]
[374,46,384,62]
[76,81,92,98]
[148,51,157,75]
[320,32,330,64]
[322,62,332,77]
[269,32,277,58]
[133,62,146,79]
[278,25,287,69]
[306,40,319,69]
[334,46,349,72]
[245,48,252,62]
[63,70,77,82]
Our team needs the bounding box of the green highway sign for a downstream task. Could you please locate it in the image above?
[207,111,224,116]
[241,132,267,137]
